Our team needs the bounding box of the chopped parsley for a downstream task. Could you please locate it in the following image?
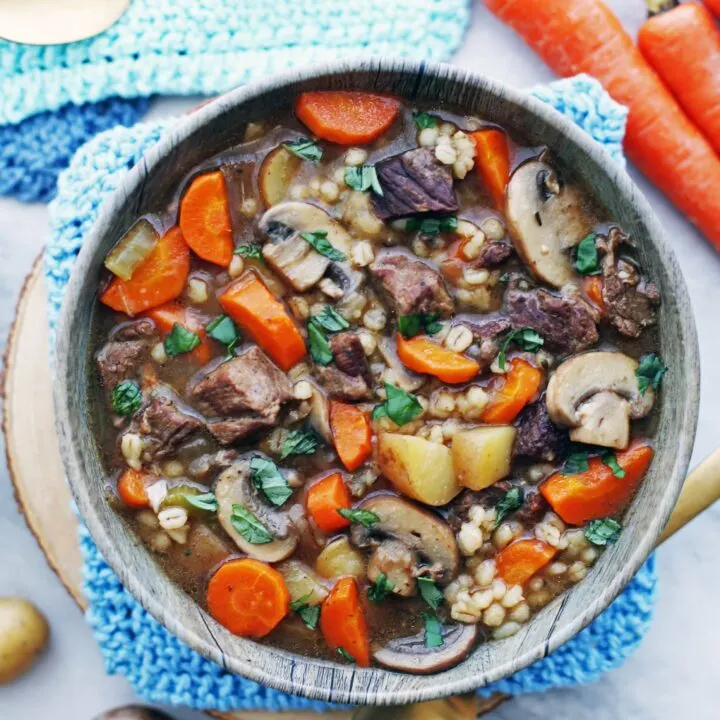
[206,315,239,357]
[636,353,667,395]
[367,573,395,603]
[337,648,355,664]
[337,508,380,529]
[413,111,438,130]
[280,427,320,460]
[574,233,601,276]
[289,594,320,630]
[601,450,625,479]
[164,322,201,357]
[417,577,444,611]
[250,456,293,507]
[562,451,591,475]
[372,383,423,427]
[585,518,622,546]
[495,487,524,527]
[183,492,219,513]
[312,305,349,334]
[307,319,334,365]
[282,138,323,163]
[344,166,383,195]
[111,380,142,416]
[397,313,442,339]
[233,244,263,259]
[423,612,444,649]
[300,230,346,261]
[230,504,274,544]
[498,327,544,370]
[404,215,458,237]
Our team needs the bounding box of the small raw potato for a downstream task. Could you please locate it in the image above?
[278,560,329,605]
[259,146,301,207]
[452,426,516,491]
[0,597,49,685]
[378,433,460,506]
[93,707,175,720]
[315,537,366,580]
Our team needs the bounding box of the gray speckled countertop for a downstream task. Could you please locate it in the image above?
[1,2,718,718]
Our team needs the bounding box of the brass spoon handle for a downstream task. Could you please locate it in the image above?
[353,449,720,719]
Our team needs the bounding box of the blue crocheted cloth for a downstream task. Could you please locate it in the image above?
[0,0,470,202]
[45,75,655,712]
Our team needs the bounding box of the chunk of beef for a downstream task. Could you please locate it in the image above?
[372,148,458,221]
[474,241,513,269]
[506,284,599,355]
[96,319,157,389]
[191,347,293,445]
[369,252,454,317]
[136,395,203,460]
[514,490,550,526]
[315,365,371,402]
[466,316,512,369]
[329,332,368,378]
[598,228,660,338]
[513,399,568,463]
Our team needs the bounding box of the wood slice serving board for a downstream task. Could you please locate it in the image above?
[4,255,720,719]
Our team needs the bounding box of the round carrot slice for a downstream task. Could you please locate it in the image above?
[207,558,290,638]
[116,469,150,508]
[100,226,190,317]
[179,170,234,267]
[295,91,401,145]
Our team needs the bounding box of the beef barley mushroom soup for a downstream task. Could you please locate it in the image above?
[90,91,667,673]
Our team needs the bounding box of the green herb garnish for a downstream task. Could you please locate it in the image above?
[337,648,355,664]
[417,577,444,611]
[250,457,292,507]
[405,215,458,237]
[111,379,142,416]
[184,492,219,513]
[574,233,601,276]
[423,612,444,649]
[397,313,442,339]
[312,305,350,334]
[636,353,667,395]
[585,518,622,546]
[562,451,591,475]
[372,383,423,427]
[283,138,323,163]
[495,487,524,527]
[234,244,263,259]
[344,166,383,195]
[413,111,438,130]
[308,319,334,365]
[300,230,347,261]
[206,315,240,357]
[601,451,625,479]
[230,504,274,544]
[164,322,201,357]
[498,327,544,370]
[337,508,381,529]
[280,427,319,460]
[289,593,320,630]
[367,573,395,604]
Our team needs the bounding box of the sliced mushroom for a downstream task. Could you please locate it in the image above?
[546,351,654,449]
[505,160,596,288]
[373,622,478,674]
[367,539,418,597]
[308,384,332,443]
[350,495,459,586]
[214,453,299,562]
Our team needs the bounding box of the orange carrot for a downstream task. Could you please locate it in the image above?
[295,91,401,145]
[541,441,654,525]
[470,129,510,207]
[320,577,370,666]
[329,402,373,472]
[485,0,720,251]
[481,358,542,424]
[206,558,290,638]
[100,226,190,317]
[306,472,352,533]
[179,171,234,267]
[705,0,720,19]
[143,302,212,365]
[396,334,480,384]
[218,271,306,371]
[439,238,470,283]
[638,3,720,155]
[496,539,557,586]
[117,469,150,508]
[583,275,605,312]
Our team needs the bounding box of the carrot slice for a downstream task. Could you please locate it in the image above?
[583,275,605,312]
[143,301,212,364]
[218,270,306,371]
[470,129,510,208]
[306,472,352,534]
[396,334,480,384]
[320,577,370,666]
[295,91,401,145]
[179,171,234,267]
[541,441,654,525]
[100,226,190,317]
[481,358,543,424]
[206,558,290,638]
[117,469,150,508]
[329,402,372,472]
[496,539,557,586]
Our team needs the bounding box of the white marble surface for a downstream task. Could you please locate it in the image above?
[1,2,719,718]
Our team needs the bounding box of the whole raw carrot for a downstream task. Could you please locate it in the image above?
[485,0,720,251]
[638,2,720,154]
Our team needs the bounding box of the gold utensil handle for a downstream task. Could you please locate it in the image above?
[353,449,720,719]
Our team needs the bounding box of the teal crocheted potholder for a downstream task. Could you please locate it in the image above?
[46,75,655,712]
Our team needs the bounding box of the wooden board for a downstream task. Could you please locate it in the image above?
[1,255,507,719]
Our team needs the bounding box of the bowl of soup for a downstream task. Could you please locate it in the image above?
[54,58,698,704]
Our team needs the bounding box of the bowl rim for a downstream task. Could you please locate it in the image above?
[53,57,699,705]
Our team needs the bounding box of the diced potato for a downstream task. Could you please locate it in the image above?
[452,426,516,491]
[315,537,366,580]
[259,145,301,207]
[377,433,460,506]
[278,559,328,605]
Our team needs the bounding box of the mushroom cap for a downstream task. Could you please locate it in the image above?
[546,351,654,449]
[352,494,459,583]
[372,622,478,674]
[505,160,596,288]
[214,454,298,562]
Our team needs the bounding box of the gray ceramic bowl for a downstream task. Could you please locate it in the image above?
[54,58,699,705]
